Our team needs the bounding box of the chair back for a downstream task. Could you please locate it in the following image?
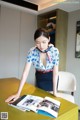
[58,71,76,93]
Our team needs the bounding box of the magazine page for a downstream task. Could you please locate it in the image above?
[8,95,30,112]
[37,97,60,118]
[9,103,29,112]
[17,95,43,112]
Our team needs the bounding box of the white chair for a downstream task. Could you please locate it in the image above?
[57,71,76,103]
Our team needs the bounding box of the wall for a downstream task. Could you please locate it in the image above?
[66,9,80,107]
[0,5,37,85]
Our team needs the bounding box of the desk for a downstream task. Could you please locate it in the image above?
[0,78,78,120]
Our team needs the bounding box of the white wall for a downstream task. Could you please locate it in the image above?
[0,5,37,85]
[19,11,36,85]
[66,9,80,107]
[0,6,20,78]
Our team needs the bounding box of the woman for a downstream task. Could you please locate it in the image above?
[5,28,59,103]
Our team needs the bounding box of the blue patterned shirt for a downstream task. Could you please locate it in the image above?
[26,46,59,71]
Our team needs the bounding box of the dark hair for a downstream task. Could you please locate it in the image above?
[34,28,49,41]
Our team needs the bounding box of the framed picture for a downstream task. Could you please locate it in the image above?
[75,21,80,58]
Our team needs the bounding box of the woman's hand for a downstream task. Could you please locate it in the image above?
[49,91,61,97]
[54,92,61,97]
[5,93,20,103]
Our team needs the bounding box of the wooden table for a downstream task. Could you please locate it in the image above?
[0,78,78,120]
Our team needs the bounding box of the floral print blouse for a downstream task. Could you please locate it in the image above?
[26,45,59,71]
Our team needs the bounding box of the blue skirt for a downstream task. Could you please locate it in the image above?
[35,71,53,91]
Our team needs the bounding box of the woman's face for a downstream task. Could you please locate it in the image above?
[35,36,50,51]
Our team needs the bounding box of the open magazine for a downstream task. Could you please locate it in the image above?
[9,95,60,118]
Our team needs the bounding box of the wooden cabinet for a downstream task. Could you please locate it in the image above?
[37,9,68,71]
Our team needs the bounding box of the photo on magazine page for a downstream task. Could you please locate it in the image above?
[37,99,59,112]
[17,95,43,111]
[36,97,60,118]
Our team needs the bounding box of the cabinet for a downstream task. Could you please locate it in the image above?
[37,9,68,71]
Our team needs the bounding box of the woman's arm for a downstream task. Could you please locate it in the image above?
[5,62,31,103]
[53,65,59,96]
[17,63,31,96]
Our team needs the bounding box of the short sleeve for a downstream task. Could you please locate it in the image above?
[26,50,33,63]
[52,48,59,66]
[54,48,59,65]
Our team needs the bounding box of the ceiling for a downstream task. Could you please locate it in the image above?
[0,0,80,14]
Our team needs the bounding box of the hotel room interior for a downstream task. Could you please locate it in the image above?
[0,0,80,119]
